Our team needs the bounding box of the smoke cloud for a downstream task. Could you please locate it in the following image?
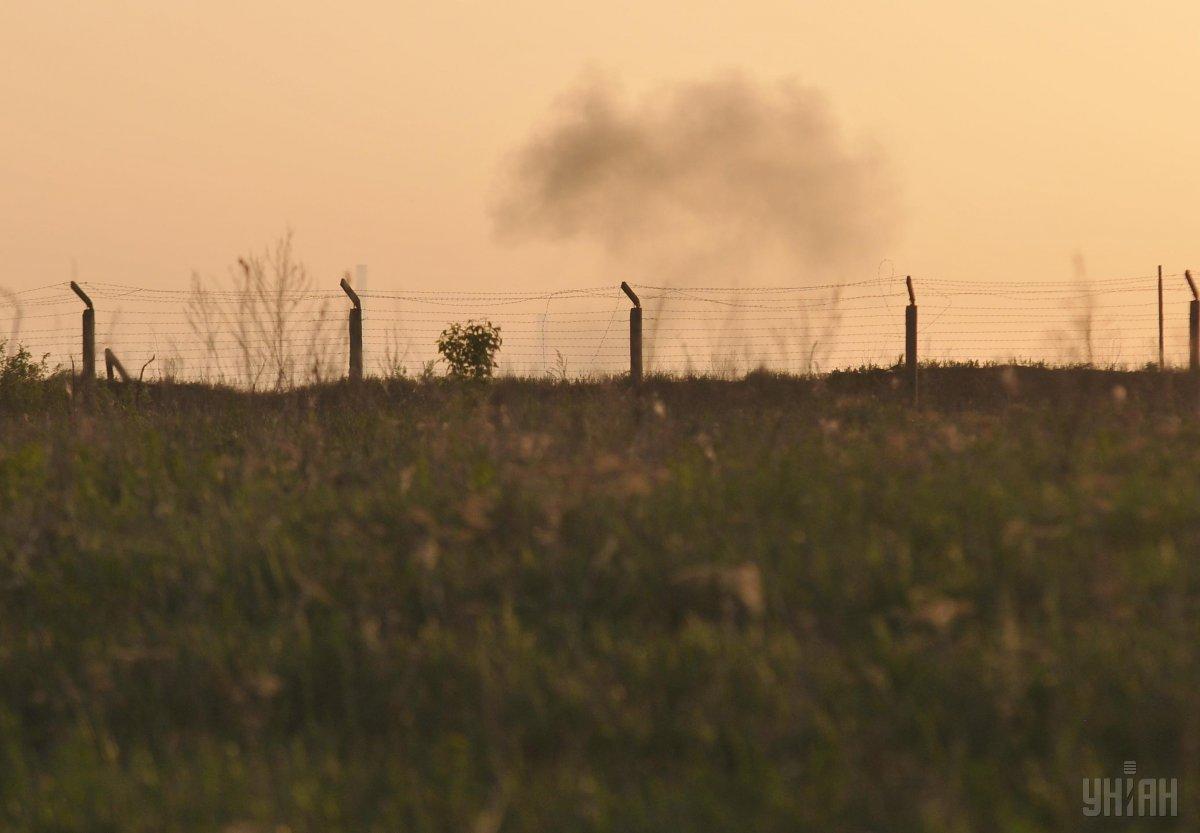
[493,73,899,282]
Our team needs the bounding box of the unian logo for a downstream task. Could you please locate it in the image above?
[1082,761,1178,818]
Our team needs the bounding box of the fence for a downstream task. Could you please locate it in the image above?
[2,269,1198,387]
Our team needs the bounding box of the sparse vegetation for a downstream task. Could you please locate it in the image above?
[186,232,339,388]
[0,365,1197,831]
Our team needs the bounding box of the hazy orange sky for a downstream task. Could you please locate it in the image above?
[3,1,1199,294]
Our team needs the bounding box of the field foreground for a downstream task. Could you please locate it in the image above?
[2,366,1199,831]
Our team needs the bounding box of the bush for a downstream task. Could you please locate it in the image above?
[436,320,502,378]
[0,340,48,408]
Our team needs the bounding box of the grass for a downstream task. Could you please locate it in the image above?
[1,365,1198,831]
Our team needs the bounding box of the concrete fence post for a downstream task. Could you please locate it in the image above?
[1158,265,1165,370]
[341,277,363,381]
[1186,271,1198,373]
[70,281,95,383]
[621,282,642,385]
[905,275,918,403]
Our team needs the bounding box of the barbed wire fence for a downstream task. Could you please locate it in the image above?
[1,269,1197,387]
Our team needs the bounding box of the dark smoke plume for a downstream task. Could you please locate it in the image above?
[493,73,898,281]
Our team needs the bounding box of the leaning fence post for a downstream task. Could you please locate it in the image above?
[1187,270,1199,373]
[341,277,363,381]
[104,348,130,383]
[70,281,95,383]
[621,282,642,384]
[905,276,918,403]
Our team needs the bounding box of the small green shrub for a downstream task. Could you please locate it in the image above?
[0,340,48,408]
[436,320,502,378]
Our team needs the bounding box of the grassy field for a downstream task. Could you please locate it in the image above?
[1,364,1198,831]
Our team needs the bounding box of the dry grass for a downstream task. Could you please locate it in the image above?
[185,232,340,388]
[0,366,1197,830]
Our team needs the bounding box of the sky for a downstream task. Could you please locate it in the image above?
[2,0,1199,295]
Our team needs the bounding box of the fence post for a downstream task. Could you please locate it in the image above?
[341,277,363,381]
[621,282,642,384]
[1158,265,1165,370]
[1187,271,1199,373]
[104,348,130,382]
[905,276,918,403]
[70,281,95,383]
